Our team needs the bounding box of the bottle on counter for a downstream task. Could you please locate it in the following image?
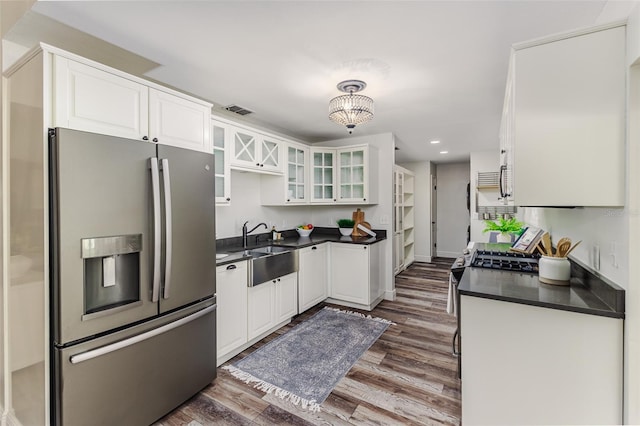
[272,226,277,241]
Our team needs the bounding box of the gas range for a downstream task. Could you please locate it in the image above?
[470,249,540,273]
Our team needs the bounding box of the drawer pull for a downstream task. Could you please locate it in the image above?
[226,264,237,270]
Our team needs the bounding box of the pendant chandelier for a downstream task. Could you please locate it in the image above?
[328,80,374,134]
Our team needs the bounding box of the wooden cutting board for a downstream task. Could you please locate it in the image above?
[351,208,370,237]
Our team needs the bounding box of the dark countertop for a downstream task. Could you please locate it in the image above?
[215,227,386,267]
[458,244,625,319]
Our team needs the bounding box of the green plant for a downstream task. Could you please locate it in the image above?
[337,218,355,228]
[482,217,524,235]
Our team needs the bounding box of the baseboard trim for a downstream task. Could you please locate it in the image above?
[384,289,397,301]
[437,251,459,258]
[415,255,432,263]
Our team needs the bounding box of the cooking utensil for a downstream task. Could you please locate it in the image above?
[556,240,571,258]
[564,240,582,257]
[541,232,552,257]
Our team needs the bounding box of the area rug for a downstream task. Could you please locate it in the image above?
[222,306,394,412]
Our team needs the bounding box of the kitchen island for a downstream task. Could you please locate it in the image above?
[458,250,624,425]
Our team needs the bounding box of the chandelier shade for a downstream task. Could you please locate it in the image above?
[328,80,374,133]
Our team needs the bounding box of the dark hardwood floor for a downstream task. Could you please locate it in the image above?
[156,258,460,425]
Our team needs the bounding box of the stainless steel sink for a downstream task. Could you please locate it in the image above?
[247,247,298,287]
[249,246,291,255]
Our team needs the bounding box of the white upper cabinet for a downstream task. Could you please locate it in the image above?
[148,89,211,152]
[337,145,378,204]
[311,148,337,203]
[230,125,283,174]
[53,54,212,153]
[54,56,149,141]
[260,141,309,205]
[512,24,625,206]
[211,119,231,205]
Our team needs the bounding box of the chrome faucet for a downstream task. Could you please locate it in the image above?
[242,221,268,248]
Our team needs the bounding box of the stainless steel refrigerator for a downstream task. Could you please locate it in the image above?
[49,128,217,426]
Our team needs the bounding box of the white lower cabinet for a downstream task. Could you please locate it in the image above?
[247,281,276,341]
[461,295,623,425]
[248,272,298,341]
[329,243,383,310]
[275,273,298,323]
[298,244,328,312]
[216,261,248,364]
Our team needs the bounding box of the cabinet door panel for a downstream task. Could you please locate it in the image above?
[247,283,275,340]
[330,244,369,304]
[514,26,625,206]
[212,120,231,204]
[276,273,298,323]
[299,245,328,312]
[216,262,248,357]
[54,56,148,140]
[149,89,210,152]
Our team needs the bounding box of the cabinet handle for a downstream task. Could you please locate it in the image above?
[333,199,336,202]
[277,278,281,282]
[260,164,264,167]
[226,197,231,201]
[256,163,260,166]
[152,137,158,143]
[286,199,290,202]
[363,246,367,250]
[226,264,237,270]
[142,136,149,141]
[272,279,277,283]
[363,198,367,201]
[312,246,317,250]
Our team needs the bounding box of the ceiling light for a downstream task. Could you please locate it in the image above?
[328,80,374,134]
[440,151,448,154]
[430,140,441,144]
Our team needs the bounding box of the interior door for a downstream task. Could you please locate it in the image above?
[431,174,438,259]
[158,144,216,313]
[51,128,158,345]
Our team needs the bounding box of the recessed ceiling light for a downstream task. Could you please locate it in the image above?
[430,140,441,144]
[440,151,448,154]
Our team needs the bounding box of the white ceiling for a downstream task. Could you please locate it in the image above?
[29,0,609,163]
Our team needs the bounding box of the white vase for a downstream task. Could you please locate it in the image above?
[339,228,353,237]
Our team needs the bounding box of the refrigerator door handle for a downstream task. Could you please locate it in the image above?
[150,158,162,302]
[161,158,173,299]
[70,304,217,364]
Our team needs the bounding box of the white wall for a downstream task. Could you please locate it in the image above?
[521,207,628,286]
[435,162,470,257]
[399,161,433,262]
[215,171,313,239]
[469,149,501,242]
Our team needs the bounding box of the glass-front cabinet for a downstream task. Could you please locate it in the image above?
[338,146,369,203]
[311,148,336,203]
[286,144,308,203]
[212,119,231,205]
[229,125,283,174]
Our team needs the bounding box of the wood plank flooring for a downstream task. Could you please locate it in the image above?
[156,258,460,425]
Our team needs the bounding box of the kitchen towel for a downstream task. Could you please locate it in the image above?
[447,272,458,316]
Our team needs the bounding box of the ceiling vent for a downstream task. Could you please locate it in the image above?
[224,104,253,116]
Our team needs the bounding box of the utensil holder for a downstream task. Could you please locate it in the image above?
[538,256,570,286]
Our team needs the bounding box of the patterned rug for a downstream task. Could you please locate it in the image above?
[223,306,393,412]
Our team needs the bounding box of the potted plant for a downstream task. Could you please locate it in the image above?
[337,219,355,236]
[483,217,524,243]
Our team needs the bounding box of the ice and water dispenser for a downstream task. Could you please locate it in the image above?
[81,235,142,315]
